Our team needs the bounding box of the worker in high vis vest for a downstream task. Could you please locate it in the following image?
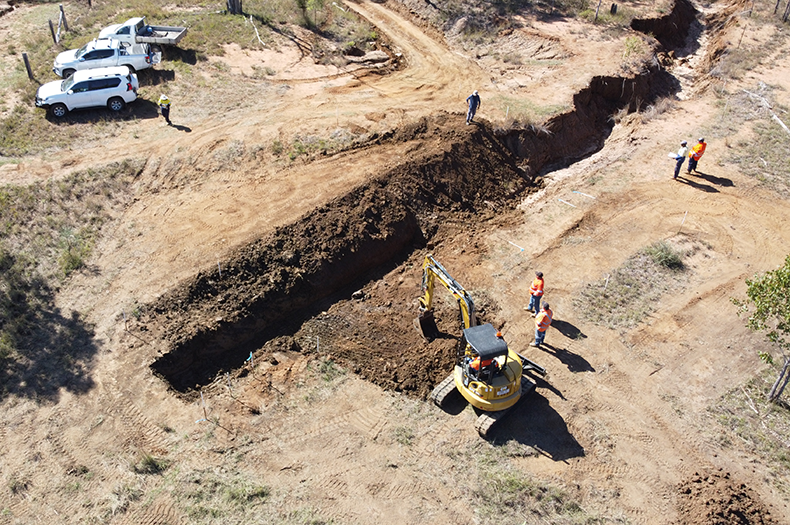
[157,94,172,125]
[470,355,494,371]
[687,137,706,174]
[526,271,544,316]
[530,301,553,347]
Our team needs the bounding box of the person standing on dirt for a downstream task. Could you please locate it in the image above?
[673,140,689,180]
[531,301,553,347]
[466,90,481,125]
[687,137,706,174]
[526,271,544,316]
[157,94,172,125]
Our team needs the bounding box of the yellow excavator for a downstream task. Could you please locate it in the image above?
[415,254,546,438]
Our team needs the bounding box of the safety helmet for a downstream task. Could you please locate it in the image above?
[698,137,704,142]
[681,140,687,146]
[473,90,478,95]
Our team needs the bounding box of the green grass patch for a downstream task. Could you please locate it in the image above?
[575,241,686,330]
[133,453,170,475]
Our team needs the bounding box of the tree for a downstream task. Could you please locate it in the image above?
[227,0,243,15]
[307,0,324,27]
[734,255,790,402]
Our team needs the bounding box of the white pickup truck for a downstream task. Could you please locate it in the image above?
[99,17,187,46]
[53,39,160,78]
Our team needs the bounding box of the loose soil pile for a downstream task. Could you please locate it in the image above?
[676,471,777,524]
[141,112,531,396]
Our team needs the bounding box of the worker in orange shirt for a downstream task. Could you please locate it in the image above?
[687,137,706,174]
[470,355,493,371]
[530,301,553,347]
[526,271,544,317]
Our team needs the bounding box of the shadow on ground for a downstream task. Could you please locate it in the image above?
[0,288,97,402]
[490,391,585,462]
[693,171,733,187]
[551,319,586,340]
[45,99,161,124]
[539,342,595,373]
[675,175,718,192]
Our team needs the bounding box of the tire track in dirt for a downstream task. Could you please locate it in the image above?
[117,498,185,525]
[107,391,172,454]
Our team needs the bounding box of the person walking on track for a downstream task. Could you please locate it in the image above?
[673,140,689,180]
[157,94,172,125]
[687,137,706,174]
[531,301,553,347]
[466,90,480,125]
[526,271,544,316]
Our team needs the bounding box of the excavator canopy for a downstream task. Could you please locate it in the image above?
[463,324,507,360]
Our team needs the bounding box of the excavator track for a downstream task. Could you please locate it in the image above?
[474,379,536,438]
[429,373,457,409]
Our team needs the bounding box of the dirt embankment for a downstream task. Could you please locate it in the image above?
[500,0,698,174]
[142,113,529,395]
[140,0,706,397]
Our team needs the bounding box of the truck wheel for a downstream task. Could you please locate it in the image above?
[125,65,136,74]
[108,97,125,112]
[62,69,75,78]
[50,103,68,118]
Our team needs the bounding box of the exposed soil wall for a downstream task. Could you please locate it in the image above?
[499,68,679,174]
[631,0,698,50]
[145,113,529,393]
[144,0,701,395]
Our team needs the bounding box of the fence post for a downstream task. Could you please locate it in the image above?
[22,53,34,80]
[59,4,69,31]
[48,19,58,44]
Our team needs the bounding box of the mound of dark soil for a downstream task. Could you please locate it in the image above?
[140,113,528,395]
[676,471,777,525]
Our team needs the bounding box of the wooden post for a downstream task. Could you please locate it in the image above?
[87,0,92,7]
[49,19,58,44]
[59,4,68,31]
[22,52,34,80]
[594,0,602,22]
[784,0,790,22]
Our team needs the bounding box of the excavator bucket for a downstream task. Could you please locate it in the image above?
[414,310,440,341]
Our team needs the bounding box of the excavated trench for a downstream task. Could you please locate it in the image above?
[143,0,698,395]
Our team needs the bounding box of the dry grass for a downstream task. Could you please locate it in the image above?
[710,369,790,495]
[458,445,602,524]
[0,159,143,397]
[574,241,687,330]
[715,83,790,195]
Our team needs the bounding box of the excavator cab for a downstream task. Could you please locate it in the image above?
[456,323,526,413]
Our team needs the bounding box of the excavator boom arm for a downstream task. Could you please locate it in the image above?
[417,254,477,331]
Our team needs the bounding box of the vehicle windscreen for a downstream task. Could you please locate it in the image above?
[134,19,145,33]
[61,76,75,91]
[76,43,91,58]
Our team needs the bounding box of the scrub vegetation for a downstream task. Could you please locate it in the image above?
[0,159,143,395]
[575,241,687,330]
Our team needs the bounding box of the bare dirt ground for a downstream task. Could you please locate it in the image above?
[2,0,790,523]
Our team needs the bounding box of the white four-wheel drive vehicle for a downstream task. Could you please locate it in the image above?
[53,38,160,78]
[35,66,139,118]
